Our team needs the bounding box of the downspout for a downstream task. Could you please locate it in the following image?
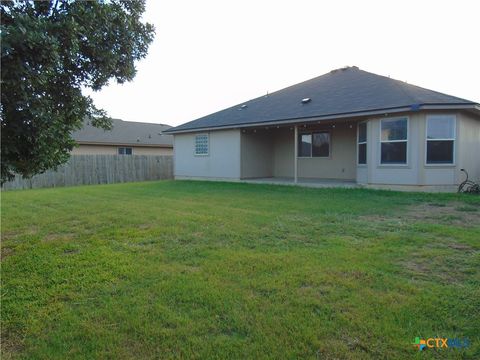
[294,125,298,184]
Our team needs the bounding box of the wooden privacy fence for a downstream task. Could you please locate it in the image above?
[2,154,173,190]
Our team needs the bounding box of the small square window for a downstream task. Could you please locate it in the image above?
[195,134,209,155]
[118,147,132,155]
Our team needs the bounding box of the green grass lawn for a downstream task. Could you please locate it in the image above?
[1,181,479,359]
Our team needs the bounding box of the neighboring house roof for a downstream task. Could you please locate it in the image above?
[72,119,173,147]
[165,66,479,134]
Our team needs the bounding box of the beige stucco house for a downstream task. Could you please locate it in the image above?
[72,119,173,155]
[165,67,480,191]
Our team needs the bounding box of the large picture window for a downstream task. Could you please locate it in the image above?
[358,122,367,164]
[195,134,209,155]
[426,115,455,164]
[380,117,407,164]
[298,131,330,157]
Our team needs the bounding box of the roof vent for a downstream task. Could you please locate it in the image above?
[301,98,311,104]
[331,66,358,73]
[241,104,247,109]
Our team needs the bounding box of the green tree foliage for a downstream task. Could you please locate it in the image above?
[1,0,155,182]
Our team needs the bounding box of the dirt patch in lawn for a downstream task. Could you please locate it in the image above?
[402,254,476,285]
[0,334,25,360]
[1,227,39,241]
[360,202,480,227]
[406,202,480,225]
[1,246,15,261]
[43,233,76,242]
[446,242,473,251]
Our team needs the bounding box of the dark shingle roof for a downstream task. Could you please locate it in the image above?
[165,67,478,133]
[72,119,173,147]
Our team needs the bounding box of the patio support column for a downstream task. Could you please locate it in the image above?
[294,125,298,184]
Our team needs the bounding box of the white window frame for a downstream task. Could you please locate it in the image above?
[297,131,331,158]
[425,115,456,166]
[379,116,409,166]
[357,121,367,166]
[194,133,209,156]
[118,147,133,155]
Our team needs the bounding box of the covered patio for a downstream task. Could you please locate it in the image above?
[240,119,362,184]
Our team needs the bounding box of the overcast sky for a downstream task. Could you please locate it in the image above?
[84,0,480,126]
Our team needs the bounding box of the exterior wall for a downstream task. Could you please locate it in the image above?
[273,128,295,177]
[132,147,173,155]
[364,111,480,189]
[456,112,480,183]
[367,112,422,185]
[240,130,273,178]
[71,144,173,155]
[174,129,241,180]
[419,112,456,186]
[356,166,368,184]
[171,110,479,191]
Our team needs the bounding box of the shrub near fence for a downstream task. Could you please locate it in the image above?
[2,155,173,190]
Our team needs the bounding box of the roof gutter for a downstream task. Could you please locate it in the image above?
[164,103,479,134]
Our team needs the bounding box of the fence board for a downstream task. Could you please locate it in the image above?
[2,155,173,191]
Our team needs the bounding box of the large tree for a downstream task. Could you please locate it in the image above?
[1,0,155,182]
